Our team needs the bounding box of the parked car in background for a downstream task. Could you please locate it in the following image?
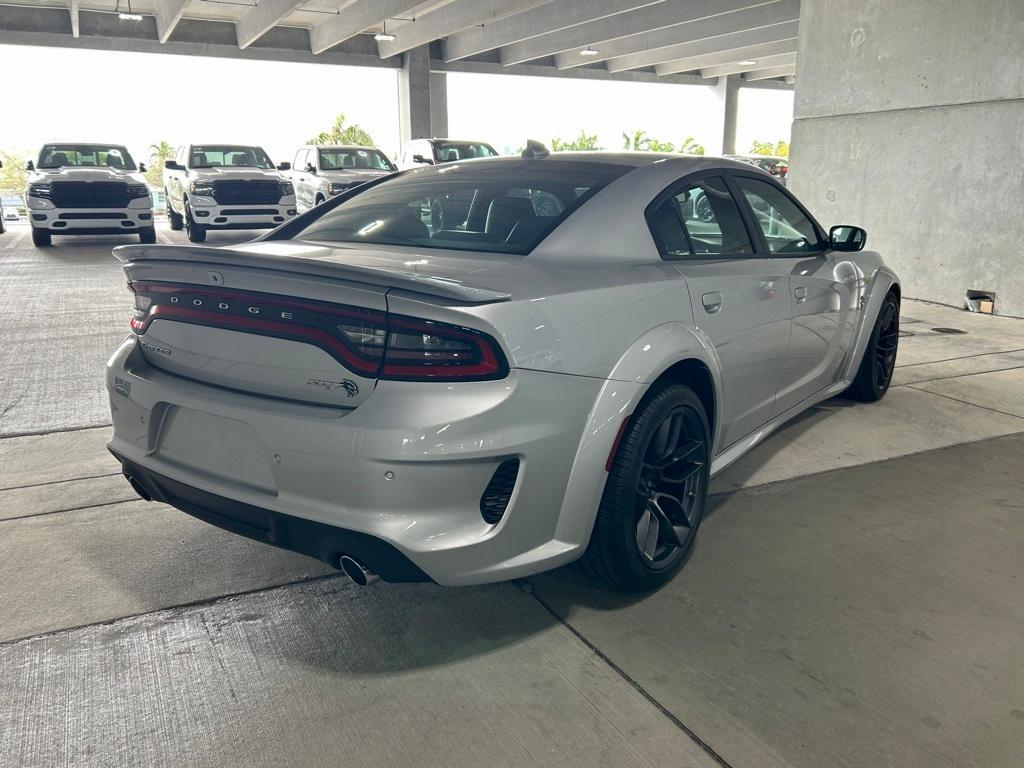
[290,145,396,213]
[24,143,155,246]
[107,149,899,593]
[0,161,5,234]
[725,154,789,184]
[397,138,498,169]
[163,144,295,242]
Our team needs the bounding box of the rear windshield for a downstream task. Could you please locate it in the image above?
[319,148,395,172]
[190,145,273,169]
[38,144,136,170]
[433,142,498,162]
[287,160,632,255]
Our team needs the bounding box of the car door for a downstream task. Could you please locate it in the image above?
[291,149,311,211]
[731,174,862,413]
[651,175,792,451]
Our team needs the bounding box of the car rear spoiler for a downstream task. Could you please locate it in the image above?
[112,244,511,304]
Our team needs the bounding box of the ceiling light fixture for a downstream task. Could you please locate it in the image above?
[738,59,758,66]
[579,46,599,57]
[117,0,142,20]
[374,19,396,42]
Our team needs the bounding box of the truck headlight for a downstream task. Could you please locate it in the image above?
[278,181,295,197]
[329,182,354,195]
[28,183,53,199]
[189,182,216,197]
[127,184,151,200]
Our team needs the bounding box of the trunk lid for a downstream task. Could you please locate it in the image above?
[116,241,511,408]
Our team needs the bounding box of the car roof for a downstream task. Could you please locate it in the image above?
[309,145,383,151]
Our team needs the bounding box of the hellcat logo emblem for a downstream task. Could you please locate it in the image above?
[113,376,131,397]
[306,378,359,397]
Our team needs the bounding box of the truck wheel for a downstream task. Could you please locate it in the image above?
[315,194,325,206]
[139,226,157,244]
[185,203,206,243]
[32,228,52,247]
[167,196,184,231]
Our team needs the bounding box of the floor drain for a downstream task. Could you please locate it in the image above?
[932,327,967,334]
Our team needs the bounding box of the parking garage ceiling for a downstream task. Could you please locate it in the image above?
[0,0,797,85]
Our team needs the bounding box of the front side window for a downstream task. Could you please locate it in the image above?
[318,148,395,172]
[286,161,631,255]
[650,176,753,258]
[734,176,822,254]
[190,145,273,169]
[38,144,136,170]
[433,142,498,163]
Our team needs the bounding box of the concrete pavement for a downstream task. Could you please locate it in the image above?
[1,227,1023,767]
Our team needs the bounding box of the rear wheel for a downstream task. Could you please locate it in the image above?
[167,197,184,231]
[579,382,710,592]
[315,194,325,206]
[185,201,206,243]
[31,227,51,247]
[139,226,157,244]
[846,293,899,401]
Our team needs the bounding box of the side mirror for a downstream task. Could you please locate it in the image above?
[164,160,182,170]
[829,225,866,252]
[412,154,431,165]
[25,160,34,171]
[139,163,147,173]
[305,163,316,174]
[277,162,291,171]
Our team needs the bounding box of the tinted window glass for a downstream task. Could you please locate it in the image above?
[735,176,822,254]
[668,177,753,256]
[649,200,691,258]
[289,161,631,255]
[190,145,273,169]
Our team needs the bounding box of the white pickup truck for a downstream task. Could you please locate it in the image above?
[25,143,155,247]
[163,144,295,242]
[289,145,396,213]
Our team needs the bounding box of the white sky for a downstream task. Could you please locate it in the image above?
[0,44,793,164]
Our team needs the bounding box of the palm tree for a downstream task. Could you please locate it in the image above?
[621,130,650,151]
[146,140,175,186]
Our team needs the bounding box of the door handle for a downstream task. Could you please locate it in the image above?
[702,291,723,314]
[793,286,807,303]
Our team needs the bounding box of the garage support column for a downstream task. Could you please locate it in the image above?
[398,45,447,145]
[718,74,741,156]
[789,0,1024,316]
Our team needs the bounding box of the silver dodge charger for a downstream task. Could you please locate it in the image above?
[106,147,900,592]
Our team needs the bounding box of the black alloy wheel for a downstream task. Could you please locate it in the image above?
[580,382,710,592]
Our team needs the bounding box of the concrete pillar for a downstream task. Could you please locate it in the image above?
[718,74,741,155]
[398,45,447,145]
[790,0,1024,317]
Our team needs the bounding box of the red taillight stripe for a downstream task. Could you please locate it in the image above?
[129,281,509,382]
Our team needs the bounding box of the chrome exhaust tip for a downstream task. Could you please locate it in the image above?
[339,555,380,587]
[126,475,152,502]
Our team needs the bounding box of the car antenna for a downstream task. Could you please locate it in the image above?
[521,139,549,159]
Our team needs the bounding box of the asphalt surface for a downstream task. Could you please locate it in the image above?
[1,223,1023,767]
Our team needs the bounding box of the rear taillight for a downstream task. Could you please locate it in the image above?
[128,282,508,382]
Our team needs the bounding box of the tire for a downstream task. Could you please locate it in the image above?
[168,203,183,231]
[846,292,900,402]
[315,194,325,206]
[184,202,206,243]
[31,227,52,247]
[579,381,711,592]
[139,226,157,244]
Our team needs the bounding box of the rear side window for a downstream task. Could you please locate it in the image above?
[649,176,754,258]
[288,160,632,255]
[734,176,823,254]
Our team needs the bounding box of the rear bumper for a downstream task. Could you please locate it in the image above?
[106,337,605,585]
[115,454,430,582]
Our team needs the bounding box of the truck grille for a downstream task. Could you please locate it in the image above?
[212,180,281,205]
[51,181,130,208]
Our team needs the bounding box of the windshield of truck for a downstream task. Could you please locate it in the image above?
[318,148,395,172]
[190,145,274,169]
[38,144,136,170]
[433,142,498,162]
